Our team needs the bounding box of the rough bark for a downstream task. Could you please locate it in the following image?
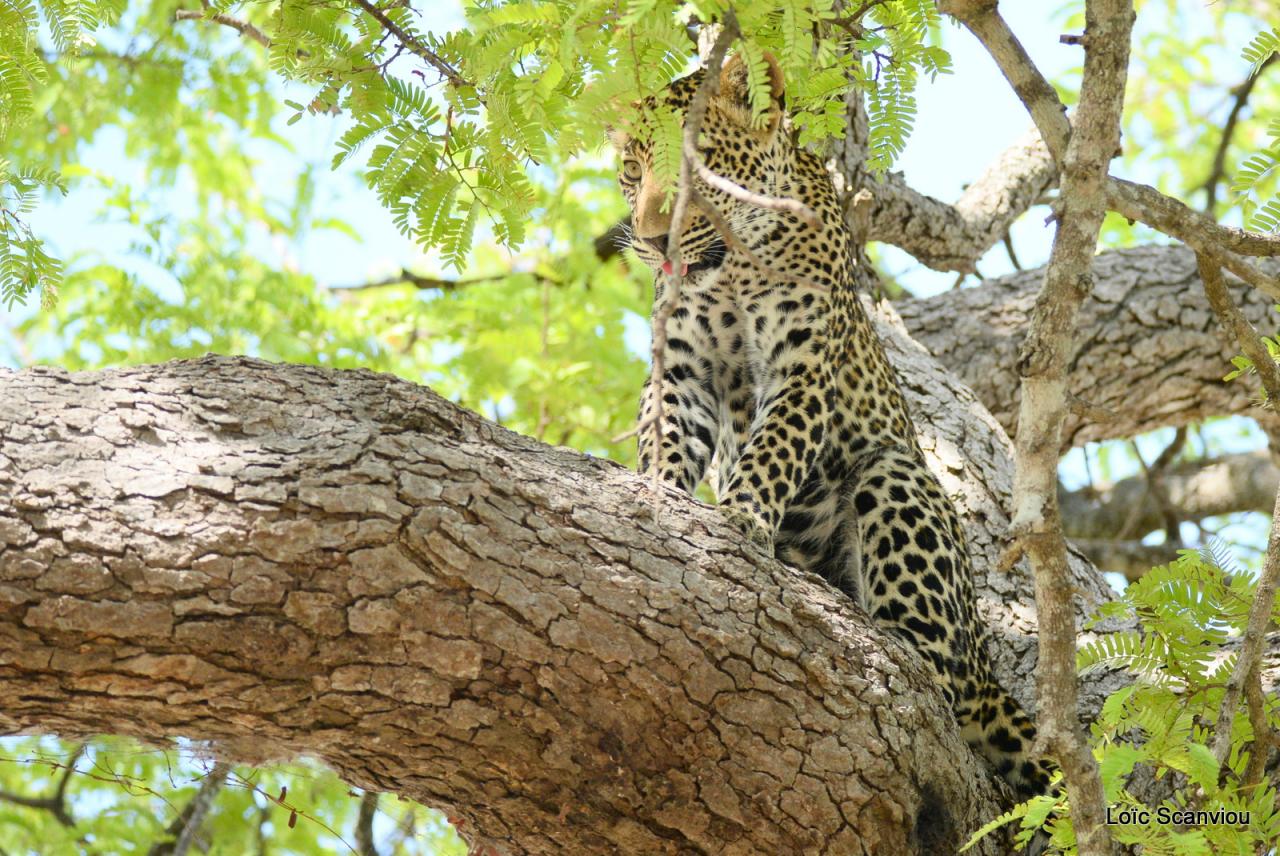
[866,129,1057,273]
[898,246,1280,448]
[0,333,1109,854]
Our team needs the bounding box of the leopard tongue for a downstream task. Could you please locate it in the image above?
[661,260,690,277]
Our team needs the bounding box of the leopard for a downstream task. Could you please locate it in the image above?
[608,52,1053,802]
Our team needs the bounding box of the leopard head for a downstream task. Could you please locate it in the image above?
[609,52,788,275]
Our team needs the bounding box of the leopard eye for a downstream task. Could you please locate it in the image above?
[621,159,643,182]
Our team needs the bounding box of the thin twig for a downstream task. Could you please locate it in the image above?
[332,267,560,293]
[173,9,272,47]
[1003,232,1023,270]
[1199,254,1280,400]
[641,9,739,491]
[165,762,229,856]
[1201,53,1278,213]
[347,0,472,90]
[689,187,828,290]
[693,160,820,228]
[1198,253,1280,777]
[0,744,84,827]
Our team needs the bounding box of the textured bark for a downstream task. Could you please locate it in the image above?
[0,329,1114,854]
[866,129,1057,273]
[898,246,1280,448]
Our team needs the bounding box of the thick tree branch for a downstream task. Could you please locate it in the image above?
[898,246,1280,448]
[1060,450,1276,543]
[1,354,1056,855]
[866,128,1057,272]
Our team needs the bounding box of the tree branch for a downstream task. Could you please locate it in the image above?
[1060,450,1276,543]
[355,792,380,856]
[1201,53,1278,212]
[1002,1,1133,850]
[150,762,230,856]
[1069,539,1176,583]
[938,0,1280,300]
[0,744,83,828]
[173,9,272,48]
[643,10,739,489]
[3,354,1066,854]
[1196,253,1280,775]
[865,128,1057,272]
[347,0,471,90]
[898,246,1280,448]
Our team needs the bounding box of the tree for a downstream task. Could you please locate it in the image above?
[2,0,1280,853]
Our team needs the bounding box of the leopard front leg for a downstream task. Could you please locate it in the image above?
[718,288,834,546]
[636,284,732,495]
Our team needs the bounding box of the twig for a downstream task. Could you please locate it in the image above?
[163,762,229,856]
[997,0,1134,852]
[173,9,272,47]
[1197,253,1280,777]
[347,0,472,90]
[1199,254,1280,400]
[332,220,631,292]
[689,187,828,290]
[693,160,821,228]
[0,744,84,827]
[333,267,561,292]
[1201,53,1277,213]
[1124,427,1187,544]
[1003,232,1023,270]
[355,792,380,856]
[641,9,739,490]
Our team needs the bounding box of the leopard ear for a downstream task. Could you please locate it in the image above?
[606,127,631,151]
[717,51,785,114]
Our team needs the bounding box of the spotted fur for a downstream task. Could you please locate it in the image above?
[611,54,1052,800]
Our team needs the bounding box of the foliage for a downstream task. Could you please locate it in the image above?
[1231,28,1280,233]
[1221,308,1280,408]
[0,735,467,854]
[964,551,1280,853]
[1,0,951,304]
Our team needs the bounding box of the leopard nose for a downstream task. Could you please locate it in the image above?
[640,234,668,255]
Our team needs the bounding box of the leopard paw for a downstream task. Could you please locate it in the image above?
[719,506,773,551]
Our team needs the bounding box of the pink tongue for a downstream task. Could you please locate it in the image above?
[661,260,690,277]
